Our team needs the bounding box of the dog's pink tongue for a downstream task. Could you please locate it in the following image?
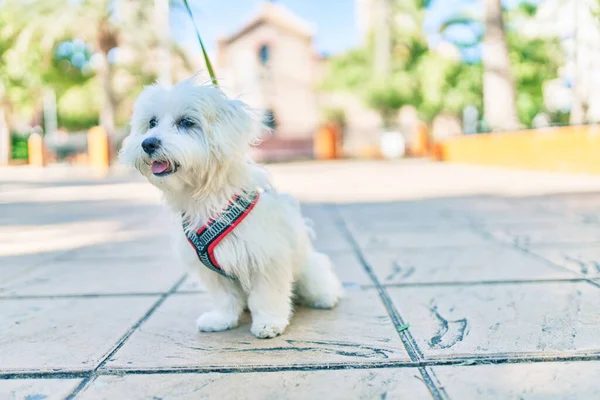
[151,161,169,174]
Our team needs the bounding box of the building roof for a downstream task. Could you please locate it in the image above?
[220,1,315,45]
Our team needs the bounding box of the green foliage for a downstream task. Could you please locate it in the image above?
[507,32,563,126]
[366,83,409,128]
[11,134,28,160]
[0,0,192,132]
[320,49,370,91]
[57,80,100,130]
[517,2,538,17]
[323,108,347,127]
[321,0,486,125]
[322,44,482,124]
[320,0,561,128]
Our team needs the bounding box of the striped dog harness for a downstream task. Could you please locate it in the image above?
[182,190,261,280]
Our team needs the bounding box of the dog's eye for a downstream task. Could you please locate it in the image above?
[178,118,195,129]
[149,118,158,129]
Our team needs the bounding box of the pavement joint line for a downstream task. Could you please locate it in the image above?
[63,273,188,399]
[6,350,600,380]
[57,255,172,261]
[0,292,169,300]
[2,278,591,301]
[515,240,600,249]
[330,205,449,400]
[468,224,600,291]
[378,278,589,287]
[353,242,522,251]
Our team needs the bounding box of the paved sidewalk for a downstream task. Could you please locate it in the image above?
[3,160,600,399]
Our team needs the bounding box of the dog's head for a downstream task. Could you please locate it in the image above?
[119,77,260,193]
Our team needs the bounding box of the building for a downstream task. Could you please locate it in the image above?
[215,0,405,160]
[216,2,320,159]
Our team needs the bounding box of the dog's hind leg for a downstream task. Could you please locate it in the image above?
[296,250,343,309]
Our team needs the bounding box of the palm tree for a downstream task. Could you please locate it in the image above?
[373,0,392,76]
[1,0,193,137]
[482,0,520,131]
[440,0,531,131]
[3,0,122,135]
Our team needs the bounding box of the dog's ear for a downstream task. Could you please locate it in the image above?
[220,99,265,146]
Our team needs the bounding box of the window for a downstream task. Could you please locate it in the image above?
[259,44,270,66]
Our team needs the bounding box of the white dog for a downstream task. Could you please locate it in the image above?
[120,76,343,338]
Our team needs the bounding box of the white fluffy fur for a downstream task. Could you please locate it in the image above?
[120,76,343,338]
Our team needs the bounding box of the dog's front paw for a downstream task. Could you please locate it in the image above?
[196,311,239,332]
[251,319,288,339]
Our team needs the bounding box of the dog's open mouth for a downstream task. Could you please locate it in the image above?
[151,160,177,176]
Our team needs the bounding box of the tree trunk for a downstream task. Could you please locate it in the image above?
[97,50,116,137]
[483,0,520,131]
[96,17,118,138]
[570,0,587,125]
[373,0,391,77]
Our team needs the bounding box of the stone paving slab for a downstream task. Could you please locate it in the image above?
[103,290,409,370]
[0,379,82,400]
[0,296,158,373]
[452,204,567,224]
[338,203,462,228]
[348,225,491,250]
[433,361,600,399]
[5,161,600,398]
[310,223,354,252]
[78,369,432,399]
[362,244,580,285]
[0,257,184,297]
[326,251,374,286]
[176,276,208,292]
[300,204,337,225]
[63,231,174,259]
[0,252,64,271]
[0,220,129,265]
[526,244,600,278]
[388,281,600,359]
[483,222,600,247]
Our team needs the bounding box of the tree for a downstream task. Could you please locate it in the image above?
[322,0,480,127]
[482,0,520,131]
[440,0,562,129]
[2,0,122,135]
[1,0,196,136]
[506,31,562,126]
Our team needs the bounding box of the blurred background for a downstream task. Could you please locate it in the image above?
[0,0,597,170]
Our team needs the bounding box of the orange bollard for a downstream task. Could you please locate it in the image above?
[413,122,429,156]
[331,123,342,158]
[28,133,45,167]
[314,123,338,160]
[88,126,109,177]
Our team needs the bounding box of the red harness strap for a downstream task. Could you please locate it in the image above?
[183,190,261,279]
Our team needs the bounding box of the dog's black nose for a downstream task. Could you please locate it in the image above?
[141,137,161,155]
